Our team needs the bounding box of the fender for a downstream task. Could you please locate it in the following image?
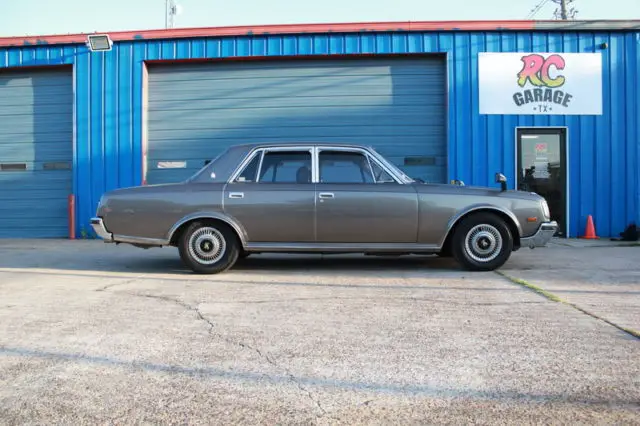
[166,211,249,248]
[441,203,523,247]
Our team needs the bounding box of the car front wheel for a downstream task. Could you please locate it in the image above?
[178,221,239,274]
[451,212,513,271]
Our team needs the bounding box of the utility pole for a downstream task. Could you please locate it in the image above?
[165,0,181,29]
[551,0,578,20]
[559,0,568,19]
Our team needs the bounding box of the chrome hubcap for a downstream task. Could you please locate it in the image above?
[188,227,226,265]
[464,224,502,263]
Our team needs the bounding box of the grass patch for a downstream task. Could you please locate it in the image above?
[495,270,640,341]
[495,271,563,303]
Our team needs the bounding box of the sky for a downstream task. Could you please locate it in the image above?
[0,0,638,37]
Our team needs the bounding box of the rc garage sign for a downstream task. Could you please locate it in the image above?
[478,52,602,115]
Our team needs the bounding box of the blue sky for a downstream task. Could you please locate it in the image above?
[0,0,638,37]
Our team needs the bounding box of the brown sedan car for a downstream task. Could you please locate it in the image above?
[91,142,557,274]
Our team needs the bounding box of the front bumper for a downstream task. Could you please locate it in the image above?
[521,221,558,248]
[90,217,113,242]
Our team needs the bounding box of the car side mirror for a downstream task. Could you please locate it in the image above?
[495,173,508,192]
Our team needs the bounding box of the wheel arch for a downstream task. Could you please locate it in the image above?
[441,205,522,252]
[167,212,248,248]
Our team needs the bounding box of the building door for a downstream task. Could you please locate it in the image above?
[516,128,567,237]
[145,56,447,185]
[0,67,73,238]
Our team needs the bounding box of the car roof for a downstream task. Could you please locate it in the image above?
[229,141,374,150]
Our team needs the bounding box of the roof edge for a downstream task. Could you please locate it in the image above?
[0,19,639,48]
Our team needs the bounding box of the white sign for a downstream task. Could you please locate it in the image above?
[478,52,602,115]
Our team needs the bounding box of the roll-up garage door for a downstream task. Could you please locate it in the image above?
[146,57,446,184]
[0,68,73,238]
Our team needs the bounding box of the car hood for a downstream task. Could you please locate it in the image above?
[414,182,544,201]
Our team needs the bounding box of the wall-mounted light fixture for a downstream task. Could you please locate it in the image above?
[86,34,113,52]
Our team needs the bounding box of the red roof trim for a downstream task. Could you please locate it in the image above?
[0,19,637,48]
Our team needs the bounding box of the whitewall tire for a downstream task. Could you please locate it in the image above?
[178,221,239,274]
[451,212,513,271]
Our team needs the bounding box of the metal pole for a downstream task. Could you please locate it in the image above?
[560,0,568,19]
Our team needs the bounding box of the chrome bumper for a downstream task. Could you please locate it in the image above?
[90,217,113,242]
[521,221,558,249]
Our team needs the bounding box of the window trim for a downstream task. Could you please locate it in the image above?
[228,145,406,185]
[232,149,263,183]
[314,146,403,184]
[228,145,315,184]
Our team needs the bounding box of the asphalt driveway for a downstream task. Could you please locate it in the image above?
[0,239,638,424]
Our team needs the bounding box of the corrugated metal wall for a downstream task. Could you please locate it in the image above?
[146,57,447,185]
[0,30,638,238]
[0,67,73,238]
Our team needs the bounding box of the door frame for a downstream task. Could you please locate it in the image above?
[514,126,570,238]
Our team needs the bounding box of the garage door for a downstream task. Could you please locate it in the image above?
[146,57,446,184]
[0,68,73,238]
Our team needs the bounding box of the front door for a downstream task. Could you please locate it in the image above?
[314,148,419,244]
[516,127,567,237]
[223,148,316,243]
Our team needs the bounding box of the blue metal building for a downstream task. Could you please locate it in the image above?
[0,20,638,239]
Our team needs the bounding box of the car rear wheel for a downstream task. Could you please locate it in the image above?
[178,221,239,274]
[451,212,513,271]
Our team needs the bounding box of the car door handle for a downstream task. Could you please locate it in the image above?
[318,192,334,199]
[229,192,244,199]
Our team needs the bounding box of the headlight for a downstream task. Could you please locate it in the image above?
[541,199,550,220]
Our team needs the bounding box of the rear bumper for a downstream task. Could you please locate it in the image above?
[90,217,113,242]
[521,221,558,248]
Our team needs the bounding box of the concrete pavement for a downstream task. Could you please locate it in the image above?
[0,239,638,424]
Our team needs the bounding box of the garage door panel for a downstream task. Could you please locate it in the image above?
[0,103,73,116]
[0,222,68,238]
[0,117,73,133]
[149,103,444,116]
[0,68,72,238]
[148,61,443,80]
[151,124,442,140]
[0,130,70,142]
[148,114,439,131]
[149,94,442,111]
[149,83,442,101]
[147,57,446,184]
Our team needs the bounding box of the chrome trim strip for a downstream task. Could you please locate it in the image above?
[245,242,441,252]
[444,204,524,245]
[165,212,249,248]
[112,234,168,246]
[315,145,405,185]
[227,144,409,185]
[227,145,315,183]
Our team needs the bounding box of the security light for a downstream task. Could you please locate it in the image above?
[86,34,113,52]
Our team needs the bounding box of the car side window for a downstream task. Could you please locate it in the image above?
[234,152,262,182]
[369,158,397,183]
[258,151,312,183]
[318,151,375,183]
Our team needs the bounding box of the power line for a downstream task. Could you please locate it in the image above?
[526,0,551,19]
[526,0,578,20]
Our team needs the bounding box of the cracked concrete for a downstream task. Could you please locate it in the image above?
[114,289,331,419]
[0,239,639,424]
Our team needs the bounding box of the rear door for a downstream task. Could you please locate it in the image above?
[223,147,316,243]
[314,147,419,244]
